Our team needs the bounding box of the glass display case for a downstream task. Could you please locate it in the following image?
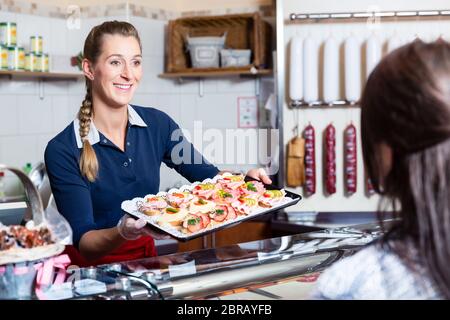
[58,221,388,300]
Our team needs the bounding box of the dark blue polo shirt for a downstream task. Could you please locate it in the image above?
[44,105,219,247]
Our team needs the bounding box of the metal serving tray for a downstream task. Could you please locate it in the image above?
[121,176,302,242]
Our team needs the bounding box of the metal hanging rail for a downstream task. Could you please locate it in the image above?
[290,100,359,108]
[290,9,450,21]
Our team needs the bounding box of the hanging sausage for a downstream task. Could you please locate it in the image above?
[303,36,319,104]
[325,123,336,195]
[344,123,357,195]
[323,36,340,104]
[289,36,303,102]
[366,34,381,79]
[344,35,361,104]
[303,124,316,195]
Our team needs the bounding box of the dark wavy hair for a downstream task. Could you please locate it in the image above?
[361,39,450,298]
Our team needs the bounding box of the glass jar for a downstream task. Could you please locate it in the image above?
[41,53,49,72]
[30,35,43,54]
[17,47,25,70]
[7,46,19,70]
[25,52,38,71]
[0,22,17,46]
[0,45,8,69]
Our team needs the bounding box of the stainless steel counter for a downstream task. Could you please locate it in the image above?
[63,220,390,300]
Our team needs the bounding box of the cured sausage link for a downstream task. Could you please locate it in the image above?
[325,124,336,195]
[344,124,357,195]
[304,124,316,196]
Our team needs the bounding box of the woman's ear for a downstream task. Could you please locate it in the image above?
[82,58,94,80]
[379,142,393,178]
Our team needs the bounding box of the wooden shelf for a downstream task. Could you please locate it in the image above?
[0,70,83,81]
[159,68,273,79]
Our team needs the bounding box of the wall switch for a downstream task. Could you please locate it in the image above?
[238,96,258,128]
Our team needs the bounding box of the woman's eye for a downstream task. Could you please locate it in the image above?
[133,60,142,66]
[110,60,121,66]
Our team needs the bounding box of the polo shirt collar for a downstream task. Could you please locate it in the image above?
[73,105,147,148]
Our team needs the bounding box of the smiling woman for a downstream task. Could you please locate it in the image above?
[44,21,271,267]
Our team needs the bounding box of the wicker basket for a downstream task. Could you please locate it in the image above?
[165,12,272,73]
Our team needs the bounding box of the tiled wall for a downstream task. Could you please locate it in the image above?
[0,10,273,194]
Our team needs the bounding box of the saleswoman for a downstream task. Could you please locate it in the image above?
[44,21,271,266]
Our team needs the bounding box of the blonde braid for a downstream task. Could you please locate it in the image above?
[78,82,98,182]
[77,20,142,181]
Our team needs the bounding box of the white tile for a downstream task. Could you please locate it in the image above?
[216,77,256,93]
[68,79,86,95]
[195,94,238,129]
[0,80,37,95]
[44,81,69,95]
[179,94,197,129]
[18,96,53,134]
[68,94,84,120]
[105,15,128,21]
[36,134,54,162]
[67,16,132,57]
[49,18,68,55]
[52,96,70,133]
[0,135,38,167]
[131,93,159,109]
[155,94,181,122]
[139,55,178,94]
[65,17,96,58]
[178,78,217,94]
[0,95,19,136]
[51,54,82,73]
[16,14,51,53]
[130,17,165,57]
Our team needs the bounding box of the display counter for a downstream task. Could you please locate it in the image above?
[58,220,391,300]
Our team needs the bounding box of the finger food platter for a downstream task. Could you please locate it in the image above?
[121,173,302,241]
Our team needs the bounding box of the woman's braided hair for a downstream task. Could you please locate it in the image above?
[78,21,141,181]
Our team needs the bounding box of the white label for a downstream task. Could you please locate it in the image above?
[43,279,107,300]
[238,97,258,128]
[168,260,197,278]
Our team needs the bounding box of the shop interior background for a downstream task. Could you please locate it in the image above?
[0,0,275,196]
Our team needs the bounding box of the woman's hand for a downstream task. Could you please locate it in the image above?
[117,214,171,240]
[246,168,272,185]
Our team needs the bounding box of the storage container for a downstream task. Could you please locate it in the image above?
[220,49,251,67]
[186,34,226,68]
